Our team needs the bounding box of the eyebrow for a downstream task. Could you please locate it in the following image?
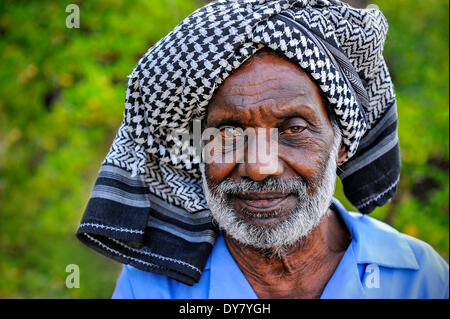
[272,102,322,125]
[212,115,243,127]
[272,109,312,120]
[208,104,320,129]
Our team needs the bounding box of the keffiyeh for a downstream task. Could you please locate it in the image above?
[77,0,400,285]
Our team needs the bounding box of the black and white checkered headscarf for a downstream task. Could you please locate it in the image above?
[77,0,400,285]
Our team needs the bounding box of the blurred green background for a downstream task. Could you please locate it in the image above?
[0,0,448,298]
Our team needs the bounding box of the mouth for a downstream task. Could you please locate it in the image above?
[235,191,293,213]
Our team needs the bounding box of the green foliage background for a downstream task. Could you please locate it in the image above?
[0,0,448,298]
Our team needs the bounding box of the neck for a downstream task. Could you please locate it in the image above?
[224,208,351,299]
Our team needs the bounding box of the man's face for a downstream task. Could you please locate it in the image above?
[202,50,343,253]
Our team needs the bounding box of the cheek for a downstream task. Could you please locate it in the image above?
[203,137,238,184]
[278,142,330,182]
[205,162,236,185]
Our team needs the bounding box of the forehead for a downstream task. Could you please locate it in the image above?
[206,49,329,126]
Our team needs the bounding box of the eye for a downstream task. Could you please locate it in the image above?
[220,127,242,138]
[281,125,306,135]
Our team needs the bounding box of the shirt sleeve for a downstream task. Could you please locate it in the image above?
[111,265,135,299]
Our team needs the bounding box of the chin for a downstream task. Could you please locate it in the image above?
[216,200,325,252]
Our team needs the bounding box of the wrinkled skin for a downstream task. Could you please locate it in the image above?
[204,48,351,299]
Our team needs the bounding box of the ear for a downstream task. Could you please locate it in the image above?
[336,145,346,166]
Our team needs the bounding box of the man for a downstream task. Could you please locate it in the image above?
[77,0,448,298]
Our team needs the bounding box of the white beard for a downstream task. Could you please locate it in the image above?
[201,128,341,257]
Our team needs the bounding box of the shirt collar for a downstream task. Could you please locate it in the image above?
[206,232,257,299]
[331,198,419,270]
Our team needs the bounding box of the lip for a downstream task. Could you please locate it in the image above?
[236,192,292,211]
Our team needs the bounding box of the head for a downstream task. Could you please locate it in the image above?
[79,1,398,284]
[201,48,346,256]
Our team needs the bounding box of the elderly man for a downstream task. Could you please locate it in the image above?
[77,0,448,298]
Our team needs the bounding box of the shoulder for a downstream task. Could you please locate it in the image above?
[347,211,449,298]
[112,263,213,299]
[112,264,173,299]
[399,232,449,297]
[360,213,448,272]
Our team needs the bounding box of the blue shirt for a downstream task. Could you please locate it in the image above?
[112,199,449,299]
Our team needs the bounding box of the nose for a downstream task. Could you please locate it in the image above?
[238,128,283,182]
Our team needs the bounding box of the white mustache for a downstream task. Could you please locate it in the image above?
[212,177,309,196]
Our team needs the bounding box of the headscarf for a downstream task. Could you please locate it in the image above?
[77,0,400,285]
